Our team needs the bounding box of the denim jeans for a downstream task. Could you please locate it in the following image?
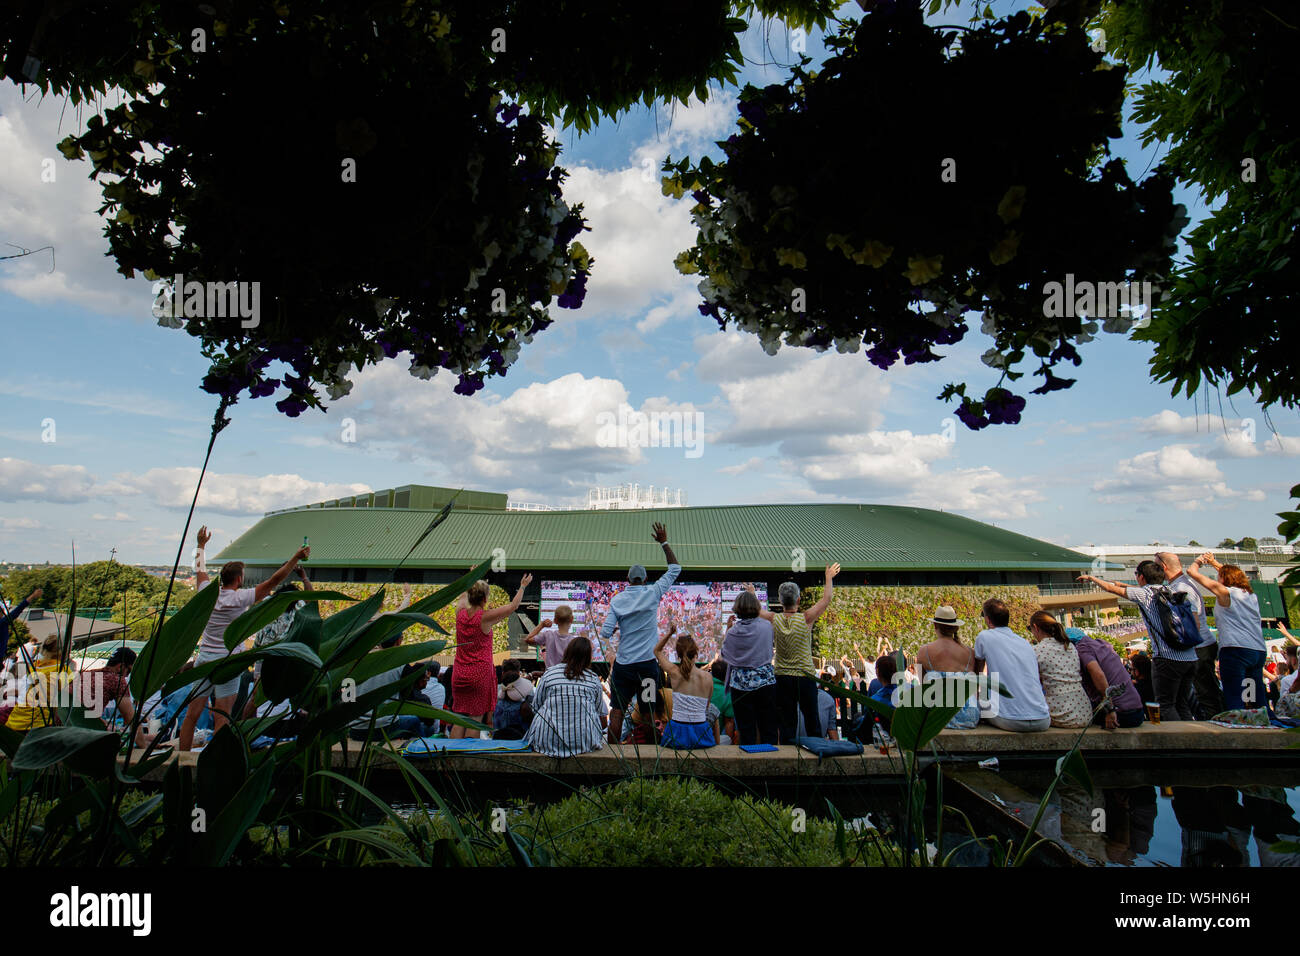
[1219,646,1268,712]
[1152,658,1197,720]
[776,674,821,743]
[1193,643,1226,719]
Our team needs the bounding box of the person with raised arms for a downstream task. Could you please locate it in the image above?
[600,522,681,744]
[178,529,310,751]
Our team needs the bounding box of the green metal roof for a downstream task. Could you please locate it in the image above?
[216,502,1098,573]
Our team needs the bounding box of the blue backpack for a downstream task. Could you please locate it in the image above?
[1140,586,1202,652]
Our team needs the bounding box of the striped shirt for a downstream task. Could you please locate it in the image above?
[1125,585,1199,662]
[525,664,606,758]
[773,613,815,677]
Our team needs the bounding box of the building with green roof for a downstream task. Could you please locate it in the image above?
[217,485,1102,594]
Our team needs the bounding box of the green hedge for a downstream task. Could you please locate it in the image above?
[802,585,1043,661]
[412,777,889,867]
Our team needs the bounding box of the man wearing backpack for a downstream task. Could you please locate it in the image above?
[1079,561,1199,720]
[1157,551,1225,719]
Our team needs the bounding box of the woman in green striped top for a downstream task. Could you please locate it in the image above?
[752,563,840,743]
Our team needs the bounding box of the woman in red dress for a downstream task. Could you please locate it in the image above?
[450,572,532,738]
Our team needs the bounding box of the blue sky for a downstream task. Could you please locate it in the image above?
[1,3,1296,565]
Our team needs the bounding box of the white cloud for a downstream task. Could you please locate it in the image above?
[557,93,734,327]
[101,469,371,516]
[327,363,706,502]
[903,467,1046,521]
[698,332,892,447]
[0,457,97,503]
[91,512,133,521]
[0,517,43,530]
[1093,444,1264,508]
[0,85,154,317]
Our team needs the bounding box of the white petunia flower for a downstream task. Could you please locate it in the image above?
[409,363,437,380]
[326,377,353,400]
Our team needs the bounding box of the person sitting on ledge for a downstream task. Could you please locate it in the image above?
[1068,628,1145,729]
[915,606,980,730]
[974,599,1051,732]
[1028,611,1092,729]
[526,637,606,758]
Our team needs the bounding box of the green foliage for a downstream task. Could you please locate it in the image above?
[3,562,192,617]
[0,557,493,867]
[1,0,842,415]
[414,777,886,867]
[1102,1,1300,411]
[672,4,1179,429]
[7,618,30,652]
[317,582,514,655]
[804,585,1043,660]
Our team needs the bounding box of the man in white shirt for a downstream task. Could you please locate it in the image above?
[1280,642,1299,696]
[973,598,1051,732]
[178,530,310,751]
[1157,551,1224,719]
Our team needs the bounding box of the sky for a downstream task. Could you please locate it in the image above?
[1,3,1296,565]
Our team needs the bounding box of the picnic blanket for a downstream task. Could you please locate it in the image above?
[403,737,533,756]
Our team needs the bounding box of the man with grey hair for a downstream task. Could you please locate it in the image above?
[600,522,681,743]
[1156,550,1224,719]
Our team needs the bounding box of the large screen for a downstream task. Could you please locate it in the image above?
[540,580,768,663]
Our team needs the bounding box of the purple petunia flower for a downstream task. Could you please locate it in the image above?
[556,271,588,310]
[276,395,309,417]
[248,377,280,399]
[984,389,1026,425]
[866,343,899,371]
[737,99,765,128]
[955,402,988,431]
[454,374,485,396]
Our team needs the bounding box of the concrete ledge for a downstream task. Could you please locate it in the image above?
[119,722,1297,783]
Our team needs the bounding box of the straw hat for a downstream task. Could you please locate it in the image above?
[931,606,964,627]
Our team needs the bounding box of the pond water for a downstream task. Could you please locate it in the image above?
[958,767,1300,867]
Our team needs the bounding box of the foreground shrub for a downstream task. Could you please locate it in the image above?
[414,776,888,867]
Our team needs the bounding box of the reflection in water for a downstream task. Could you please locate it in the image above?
[986,773,1300,867]
[1099,787,1156,865]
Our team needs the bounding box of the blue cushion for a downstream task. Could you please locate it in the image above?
[793,736,864,758]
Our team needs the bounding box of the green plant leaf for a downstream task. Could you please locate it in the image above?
[1054,747,1094,796]
[196,725,248,819]
[504,827,534,866]
[320,587,386,646]
[130,574,219,702]
[161,641,322,697]
[197,758,276,866]
[260,604,325,702]
[223,590,355,650]
[12,725,121,775]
